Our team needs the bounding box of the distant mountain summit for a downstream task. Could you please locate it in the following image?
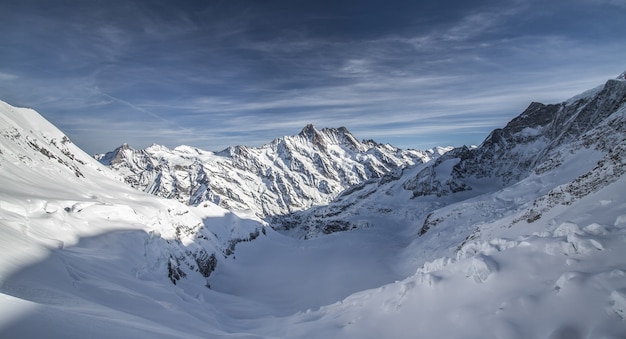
[96,125,448,218]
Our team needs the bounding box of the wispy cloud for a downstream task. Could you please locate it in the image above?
[1,0,624,154]
[0,72,18,81]
[586,0,626,8]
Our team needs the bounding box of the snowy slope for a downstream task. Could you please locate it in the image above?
[96,124,447,218]
[0,101,268,337]
[267,176,626,338]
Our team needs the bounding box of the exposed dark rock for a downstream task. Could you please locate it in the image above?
[403,78,626,198]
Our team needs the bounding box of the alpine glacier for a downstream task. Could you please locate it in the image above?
[1,72,626,338]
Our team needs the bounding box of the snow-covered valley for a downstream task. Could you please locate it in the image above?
[1,75,626,338]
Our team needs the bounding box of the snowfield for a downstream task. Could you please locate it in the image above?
[1,74,626,338]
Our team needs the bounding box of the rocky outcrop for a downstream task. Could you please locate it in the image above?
[403,78,626,198]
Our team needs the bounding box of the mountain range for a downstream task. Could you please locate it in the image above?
[96,124,450,218]
[1,72,625,338]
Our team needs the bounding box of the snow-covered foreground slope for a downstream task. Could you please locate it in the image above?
[0,101,269,337]
[273,177,626,338]
[1,73,626,338]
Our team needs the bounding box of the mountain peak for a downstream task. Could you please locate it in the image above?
[299,123,320,138]
[298,124,328,150]
[296,124,366,151]
[95,143,136,165]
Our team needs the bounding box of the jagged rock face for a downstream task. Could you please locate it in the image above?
[404,78,626,198]
[97,125,436,218]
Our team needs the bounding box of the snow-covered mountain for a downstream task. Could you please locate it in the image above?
[0,100,267,301]
[279,76,626,239]
[258,74,626,337]
[96,124,447,218]
[1,72,625,338]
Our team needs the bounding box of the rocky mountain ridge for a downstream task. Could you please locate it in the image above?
[97,124,449,218]
[403,77,626,198]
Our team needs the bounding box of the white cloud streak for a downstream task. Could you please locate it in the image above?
[1,0,625,154]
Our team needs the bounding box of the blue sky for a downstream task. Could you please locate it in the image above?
[1,0,624,154]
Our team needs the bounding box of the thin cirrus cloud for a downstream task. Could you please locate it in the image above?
[0,0,624,154]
